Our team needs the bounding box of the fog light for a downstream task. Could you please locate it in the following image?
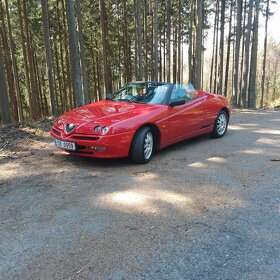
[89,146,106,151]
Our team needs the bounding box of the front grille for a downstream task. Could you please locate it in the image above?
[72,136,100,141]
[65,123,76,134]
[76,145,86,150]
[52,128,61,136]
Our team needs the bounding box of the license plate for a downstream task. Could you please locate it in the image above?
[55,139,76,151]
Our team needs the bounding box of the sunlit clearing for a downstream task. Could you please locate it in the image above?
[257,138,280,145]
[242,148,266,154]
[0,162,22,180]
[134,172,159,181]
[158,190,192,205]
[228,125,246,131]
[0,169,19,180]
[97,189,193,214]
[188,162,207,168]
[207,157,226,163]
[238,123,259,127]
[111,192,146,205]
[253,129,280,135]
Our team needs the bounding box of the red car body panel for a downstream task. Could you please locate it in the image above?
[50,90,231,159]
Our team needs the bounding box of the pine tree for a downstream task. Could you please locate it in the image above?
[66,0,85,106]
[42,0,57,115]
[0,37,11,123]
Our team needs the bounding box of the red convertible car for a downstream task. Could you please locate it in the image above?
[51,82,231,163]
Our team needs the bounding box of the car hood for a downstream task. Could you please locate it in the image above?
[54,100,164,134]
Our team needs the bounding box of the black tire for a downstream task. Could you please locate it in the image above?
[130,127,154,164]
[211,110,228,138]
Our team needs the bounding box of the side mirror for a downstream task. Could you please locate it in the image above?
[169,98,186,107]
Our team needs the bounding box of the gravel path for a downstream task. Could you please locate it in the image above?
[1,110,280,280]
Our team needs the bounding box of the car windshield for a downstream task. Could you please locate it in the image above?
[112,82,172,105]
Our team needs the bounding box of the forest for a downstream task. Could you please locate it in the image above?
[0,0,279,123]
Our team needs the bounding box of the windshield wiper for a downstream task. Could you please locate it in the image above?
[115,98,134,103]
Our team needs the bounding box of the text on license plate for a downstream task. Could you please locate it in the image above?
[55,139,76,151]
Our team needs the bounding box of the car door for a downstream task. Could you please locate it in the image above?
[167,85,207,142]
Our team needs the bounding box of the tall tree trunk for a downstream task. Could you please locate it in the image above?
[25,0,41,120]
[56,0,68,112]
[99,0,113,96]
[0,1,18,121]
[30,34,43,119]
[194,0,203,89]
[238,0,247,106]
[134,0,138,79]
[76,0,89,103]
[53,38,63,112]
[61,0,73,109]
[116,0,122,88]
[163,11,166,81]
[241,0,254,108]
[210,1,218,92]
[66,0,85,106]
[41,0,57,115]
[18,0,39,121]
[261,0,270,108]
[218,0,226,94]
[181,40,184,82]
[135,0,143,80]
[213,1,220,93]
[177,0,182,83]
[0,37,11,123]
[94,38,103,100]
[34,50,45,117]
[166,0,171,82]
[159,32,162,81]
[248,0,259,109]
[4,0,23,121]
[272,58,279,101]
[153,0,158,81]
[143,0,148,80]
[233,0,242,106]
[173,25,178,84]
[188,0,194,83]
[224,0,234,97]
[122,0,131,83]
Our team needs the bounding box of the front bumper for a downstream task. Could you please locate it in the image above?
[50,127,135,158]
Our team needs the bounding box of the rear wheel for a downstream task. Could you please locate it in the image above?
[211,110,228,138]
[130,127,154,164]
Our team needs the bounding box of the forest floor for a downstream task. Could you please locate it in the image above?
[1,110,280,280]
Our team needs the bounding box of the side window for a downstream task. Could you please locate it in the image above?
[170,85,197,102]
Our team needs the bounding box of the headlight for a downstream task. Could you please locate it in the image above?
[102,126,109,134]
[93,125,100,133]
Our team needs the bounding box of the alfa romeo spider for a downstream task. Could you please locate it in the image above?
[50,82,231,163]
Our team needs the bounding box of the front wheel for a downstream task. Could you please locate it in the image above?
[130,127,154,164]
[211,110,228,138]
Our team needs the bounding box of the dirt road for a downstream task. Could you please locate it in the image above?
[1,110,280,280]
